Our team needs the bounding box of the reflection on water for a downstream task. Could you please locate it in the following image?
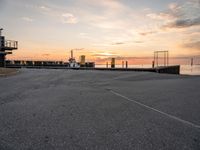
[95,64,200,75]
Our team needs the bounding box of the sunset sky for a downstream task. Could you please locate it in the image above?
[0,0,200,64]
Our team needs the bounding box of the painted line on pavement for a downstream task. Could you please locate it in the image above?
[110,90,200,129]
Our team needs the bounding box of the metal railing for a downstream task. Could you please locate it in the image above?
[154,51,169,67]
[4,40,18,49]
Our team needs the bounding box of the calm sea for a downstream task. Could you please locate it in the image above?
[95,65,200,75]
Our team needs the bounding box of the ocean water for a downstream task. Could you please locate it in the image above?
[95,64,200,75]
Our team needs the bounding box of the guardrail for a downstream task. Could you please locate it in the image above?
[4,40,18,49]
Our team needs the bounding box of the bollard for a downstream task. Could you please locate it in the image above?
[152,60,155,68]
[111,58,115,68]
[125,61,128,68]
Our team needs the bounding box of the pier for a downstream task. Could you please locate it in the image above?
[77,65,180,74]
[6,64,180,74]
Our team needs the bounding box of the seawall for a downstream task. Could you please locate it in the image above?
[6,65,180,75]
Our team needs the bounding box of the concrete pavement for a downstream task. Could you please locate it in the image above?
[0,69,200,150]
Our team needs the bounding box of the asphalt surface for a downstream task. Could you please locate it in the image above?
[0,69,200,150]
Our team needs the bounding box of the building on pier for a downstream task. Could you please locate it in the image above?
[0,29,18,67]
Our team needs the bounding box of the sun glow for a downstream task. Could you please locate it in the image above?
[0,0,199,65]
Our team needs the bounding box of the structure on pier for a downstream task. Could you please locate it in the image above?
[0,28,18,67]
[68,49,95,68]
[154,51,169,67]
[68,49,79,68]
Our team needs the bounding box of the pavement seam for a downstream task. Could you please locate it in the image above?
[110,90,200,130]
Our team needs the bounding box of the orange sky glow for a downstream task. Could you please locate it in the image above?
[0,0,199,65]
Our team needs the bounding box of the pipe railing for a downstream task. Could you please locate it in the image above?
[4,40,18,49]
